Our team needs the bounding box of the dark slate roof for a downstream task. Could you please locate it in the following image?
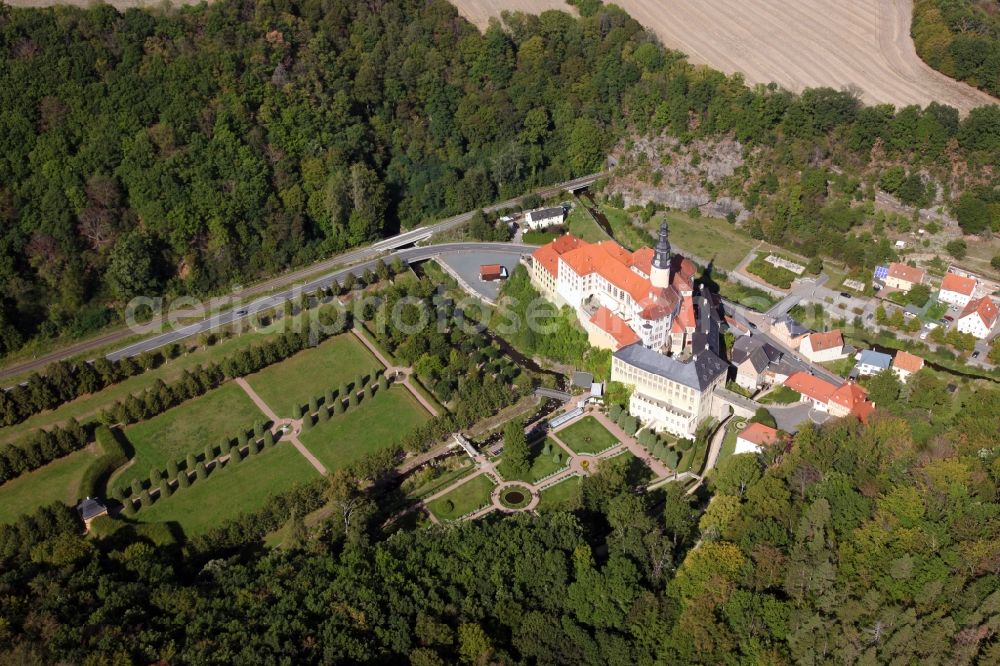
[745,346,771,373]
[691,288,721,356]
[528,207,565,220]
[732,335,783,367]
[614,343,727,391]
[77,497,107,521]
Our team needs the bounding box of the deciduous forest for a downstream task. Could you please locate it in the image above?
[2,391,999,663]
[914,0,1000,98]
[2,0,999,358]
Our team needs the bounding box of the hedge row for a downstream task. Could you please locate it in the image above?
[78,425,132,500]
[0,418,89,485]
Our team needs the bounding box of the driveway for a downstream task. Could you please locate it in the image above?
[437,250,519,302]
[767,402,823,433]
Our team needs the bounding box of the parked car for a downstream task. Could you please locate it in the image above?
[236,309,248,316]
[839,292,851,298]
[943,315,954,322]
[972,351,980,359]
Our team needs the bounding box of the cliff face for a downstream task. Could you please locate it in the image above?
[608,135,750,222]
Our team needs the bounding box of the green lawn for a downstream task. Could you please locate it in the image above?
[566,206,608,242]
[602,206,652,251]
[136,442,320,537]
[760,385,802,405]
[245,333,381,419]
[499,438,569,483]
[298,386,430,472]
[820,357,857,378]
[557,416,619,454]
[653,211,754,271]
[0,331,276,447]
[114,382,267,493]
[426,473,496,520]
[522,230,561,245]
[536,475,582,512]
[718,419,747,464]
[0,447,98,524]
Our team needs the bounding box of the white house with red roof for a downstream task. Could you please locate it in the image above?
[939,272,977,308]
[735,422,783,455]
[529,223,698,353]
[956,297,999,339]
[799,330,847,363]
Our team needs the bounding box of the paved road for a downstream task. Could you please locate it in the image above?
[765,273,830,318]
[0,173,602,380]
[106,242,536,362]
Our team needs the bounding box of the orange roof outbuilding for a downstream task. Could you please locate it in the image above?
[738,422,782,448]
[829,381,869,412]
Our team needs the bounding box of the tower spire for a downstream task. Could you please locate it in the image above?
[653,222,671,270]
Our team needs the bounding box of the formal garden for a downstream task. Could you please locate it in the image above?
[556,416,619,455]
[426,474,497,521]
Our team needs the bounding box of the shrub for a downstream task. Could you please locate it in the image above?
[178,471,191,488]
[334,399,345,414]
[264,430,275,447]
[318,407,330,422]
[229,444,241,463]
[167,460,179,480]
[309,396,319,414]
[159,478,172,499]
[750,408,777,429]
[293,404,304,419]
[302,416,313,431]
[131,479,143,496]
[442,499,455,514]
[608,404,623,421]
[149,468,161,487]
[196,462,208,480]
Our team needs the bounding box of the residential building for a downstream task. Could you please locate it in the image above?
[731,335,783,392]
[828,381,873,421]
[885,261,926,291]
[885,262,926,292]
[611,342,728,438]
[856,349,892,376]
[529,224,698,353]
[799,330,847,363]
[771,316,811,349]
[522,206,566,230]
[939,272,977,307]
[891,350,924,382]
[956,297,999,339]
[735,422,783,455]
[784,372,837,412]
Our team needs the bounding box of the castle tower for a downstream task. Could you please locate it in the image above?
[649,222,672,289]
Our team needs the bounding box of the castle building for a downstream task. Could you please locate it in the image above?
[529,224,698,354]
[529,224,733,439]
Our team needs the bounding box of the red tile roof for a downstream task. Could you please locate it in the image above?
[784,372,837,403]
[959,297,999,328]
[738,422,781,447]
[805,330,844,352]
[480,264,503,279]
[851,400,876,423]
[941,272,976,296]
[590,307,641,349]
[531,234,583,278]
[887,262,925,285]
[677,296,696,330]
[892,350,924,374]
[829,381,869,411]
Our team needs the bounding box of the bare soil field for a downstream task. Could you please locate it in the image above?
[452,0,999,114]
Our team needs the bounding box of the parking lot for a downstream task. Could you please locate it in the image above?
[437,250,521,302]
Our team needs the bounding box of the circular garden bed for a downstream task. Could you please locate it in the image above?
[499,485,532,510]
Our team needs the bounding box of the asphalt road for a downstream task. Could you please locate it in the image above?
[0,173,601,380]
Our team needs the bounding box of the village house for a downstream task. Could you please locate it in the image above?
[798,330,848,363]
[770,315,811,349]
[891,350,924,382]
[522,206,566,230]
[956,297,998,340]
[856,349,892,376]
[735,422,784,455]
[885,262,926,292]
[938,272,977,308]
[730,335,783,392]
